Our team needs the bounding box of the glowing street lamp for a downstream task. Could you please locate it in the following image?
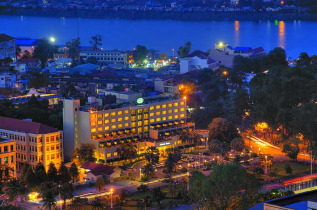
[49,37,56,43]
[110,188,114,209]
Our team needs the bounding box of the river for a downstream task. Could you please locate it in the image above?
[1,15,316,58]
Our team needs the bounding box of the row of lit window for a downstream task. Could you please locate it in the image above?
[46,152,61,161]
[149,102,184,110]
[92,126,149,133]
[0,156,13,165]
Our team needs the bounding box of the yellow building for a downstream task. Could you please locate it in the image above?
[0,136,16,179]
[0,116,63,172]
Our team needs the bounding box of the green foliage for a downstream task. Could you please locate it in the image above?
[117,142,137,164]
[66,37,80,60]
[34,163,47,185]
[33,38,58,67]
[69,162,79,184]
[58,163,71,184]
[72,143,96,164]
[285,164,293,174]
[282,138,300,161]
[208,118,239,144]
[208,139,223,155]
[0,205,25,210]
[145,147,160,164]
[95,177,106,192]
[151,187,165,208]
[143,163,155,179]
[137,184,149,192]
[24,167,36,187]
[47,163,58,183]
[132,45,149,63]
[89,35,103,51]
[177,41,191,58]
[230,138,245,152]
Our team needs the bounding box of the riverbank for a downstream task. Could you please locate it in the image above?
[1,8,317,21]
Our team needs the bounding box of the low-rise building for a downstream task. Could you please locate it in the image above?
[0,135,17,179]
[99,90,142,103]
[154,75,179,96]
[16,58,41,72]
[80,50,128,67]
[0,71,16,88]
[0,34,16,62]
[80,161,121,183]
[15,38,38,58]
[0,117,64,172]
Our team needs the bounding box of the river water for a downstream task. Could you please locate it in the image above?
[1,15,316,58]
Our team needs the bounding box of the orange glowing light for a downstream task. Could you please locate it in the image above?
[183,96,187,100]
[222,70,228,76]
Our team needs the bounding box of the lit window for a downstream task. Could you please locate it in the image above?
[131,128,136,133]
[162,104,166,108]
[180,114,185,117]
[111,119,116,123]
[114,152,118,156]
[118,111,123,115]
[91,122,96,126]
[111,112,116,116]
[131,122,136,127]
[131,116,136,121]
[150,113,154,117]
[105,126,109,130]
[174,109,179,113]
[168,103,172,107]
[156,118,161,122]
[144,114,149,119]
[124,110,129,114]
[105,113,109,117]
[105,119,109,123]
[111,125,117,129]
[168,116,173,120]
[156,105,161,109]
[150,119,155,123]
[46,146,49,151]
[174,103,179,106]
[144,120,149,125]
[124,117,129,120]
[175,115,179,119]
[98,127,102,131]
[156,112,161,115]
[180,108,185,111]
[138,121,142,126]
[138,127,143,133]
[51,154,55,159]
[107,153,111,158]
[125,123,129,127]
[168,110,172,114]
[180,102,185,105]
[98,121,102,124]
[138,115,142,120]
[138,109,143,114]
[47,155,50,160]
[118,118,123,122]
[163,117,167,121]
[91,128,96,132]
[144,126,149,132]
[162,111,167,114]
[98,114,102,118]
[150,106,154,110]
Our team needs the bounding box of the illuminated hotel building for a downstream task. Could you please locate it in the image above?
[63,98,196,162]
[0,117,64,172]
[0,135,16,178]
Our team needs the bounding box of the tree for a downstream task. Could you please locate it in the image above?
[69,162,79,184]
[168,181,177,199]
[34,163,47,185]
[208,118,239,144]
[39,182,56,198]
[263,47,288,68]
[89,35,102,51]
[42,191,57,210]
[145,147,160,164]
[21,163,30,180]
[208,139,223,155]
[177,41,192,58]
[86,56,98,64]
[72,143,96,164]
[164,153,177,174]
[137,184,149,192]
[159,53,167,60]
[143,163,155,179]
[91,197,103,210]
[47,163,58,183]
[24,167,36,187]
[132,45,149,63]
[33,38,58,67]
[188,171,211,208]
[59,183,74,209]
[282,137,300,161]
[151,187,165,208]
[230,138,245,152]
[95,177,105,192]
[5,179,21,205]
[58,163,71,184]
[285,164,293,174]
[66,38,80,60]
[117,142,137,165]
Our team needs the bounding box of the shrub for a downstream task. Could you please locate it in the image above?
[180,167,188,173]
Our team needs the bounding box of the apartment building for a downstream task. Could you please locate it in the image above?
[80,50,128,67]
[0,136,16,179]
[63,97,195,162]
[0,33,16,62]
[0,117,64,172]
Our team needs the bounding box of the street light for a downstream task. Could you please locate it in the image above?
[265,155,268,174]
[110,188,113,209]
[139,168,142,180]
[49,37,56,43]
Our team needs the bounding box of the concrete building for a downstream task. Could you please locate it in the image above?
[16,58,41,72]
[0,34,16,62]
[0,135,17,178]
[180,50,219,74]
[80,50,128,67]
[99,90,142,103]
[80,161,121,183]
[0,71,17,88]
[154,75,179,96]
[63,97,194,162]
[0,117,64,172]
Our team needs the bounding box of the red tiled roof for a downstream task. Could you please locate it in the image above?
[17,58,40,64]
[81,161,116,176]
[0,116,59,134]
[0,34,15,43]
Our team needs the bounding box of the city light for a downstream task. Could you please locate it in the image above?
[219,42,223,47]
[222,70,228,76]
[49,37,56,43]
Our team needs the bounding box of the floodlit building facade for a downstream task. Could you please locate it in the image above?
[63,97,196,162]
[80,50,128,67]
[0,117,64,172]
[0,136,17,178]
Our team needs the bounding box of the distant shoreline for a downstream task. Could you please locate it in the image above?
[1,8,317,21]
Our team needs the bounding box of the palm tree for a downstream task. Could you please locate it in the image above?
[95,177,105,192]
[164,153,176,174]
[5,179,20,205]
[118,142,137,165]
[142,163,154,179]
[59,183,74,209]
[42,191,57,210]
